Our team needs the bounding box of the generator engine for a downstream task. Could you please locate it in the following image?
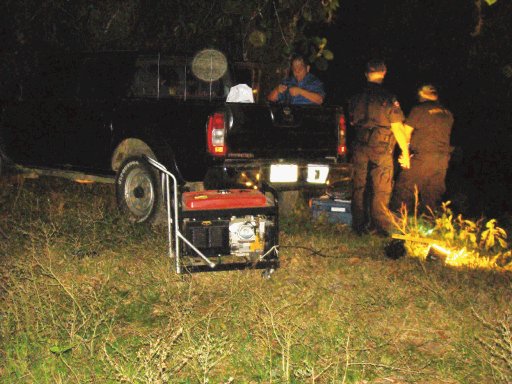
[183,214,274,258]
[229,215,270,257]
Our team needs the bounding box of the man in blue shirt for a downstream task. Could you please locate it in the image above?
[267,55,325,105]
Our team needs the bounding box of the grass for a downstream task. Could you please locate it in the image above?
[0,175,511,383]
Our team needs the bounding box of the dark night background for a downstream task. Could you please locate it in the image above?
[1,0,511,221]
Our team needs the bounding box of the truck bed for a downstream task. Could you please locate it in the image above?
[226,103,342,160]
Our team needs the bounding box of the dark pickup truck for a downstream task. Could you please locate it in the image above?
[0,50,350,223]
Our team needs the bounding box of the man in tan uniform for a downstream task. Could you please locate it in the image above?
[349,60,410,236]
[392,84,454,212]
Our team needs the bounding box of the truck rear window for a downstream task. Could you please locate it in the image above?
[128,56,229,101]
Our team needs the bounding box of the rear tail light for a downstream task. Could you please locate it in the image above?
[337,114,347,156]
[207,112,227,157]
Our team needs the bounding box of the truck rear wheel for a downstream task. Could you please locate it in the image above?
[116,157,161,224]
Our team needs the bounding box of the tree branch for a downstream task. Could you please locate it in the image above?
[272,0,290,49]
[471,0,483,37]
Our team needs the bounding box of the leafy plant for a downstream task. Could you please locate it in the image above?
[433,201,457,242]
[307,36,334,71]
[456,214,480,247]
[388,193,511,269]
[480,219,508,251]
[431,202,508,254]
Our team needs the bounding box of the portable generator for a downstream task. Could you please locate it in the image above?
[146,156,279,275]
[181,189,278,261]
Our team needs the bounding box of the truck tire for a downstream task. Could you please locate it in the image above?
[116,157,161,224]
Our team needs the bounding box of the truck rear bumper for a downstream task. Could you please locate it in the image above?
[206,159,352,191]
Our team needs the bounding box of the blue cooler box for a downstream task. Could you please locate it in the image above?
[310,197,352,225]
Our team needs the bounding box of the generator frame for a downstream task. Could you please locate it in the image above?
[146,156,279,274]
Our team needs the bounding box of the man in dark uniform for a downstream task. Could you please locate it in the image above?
[349,60,410,235]
[392,84,454,211]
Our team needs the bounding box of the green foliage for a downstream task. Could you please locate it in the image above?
[49,345,74,355]
[0,0,339,85]
[433,201,457,242]
[390,198,511,267]
[304,36,334,71]
[480,219,508,250]
[456,214,480,247]
[432,202,508,254]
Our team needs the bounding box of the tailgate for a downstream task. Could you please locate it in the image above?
[225,103,341,160]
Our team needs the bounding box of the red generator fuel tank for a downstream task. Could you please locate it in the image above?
[182,189,268,210]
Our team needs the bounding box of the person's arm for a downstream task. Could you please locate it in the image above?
[388,96,409,168]
[267,84,288,102]
[404,124,414,143]
[390,122,410,169]
[288,87,324,104]
[398,123,414,168]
